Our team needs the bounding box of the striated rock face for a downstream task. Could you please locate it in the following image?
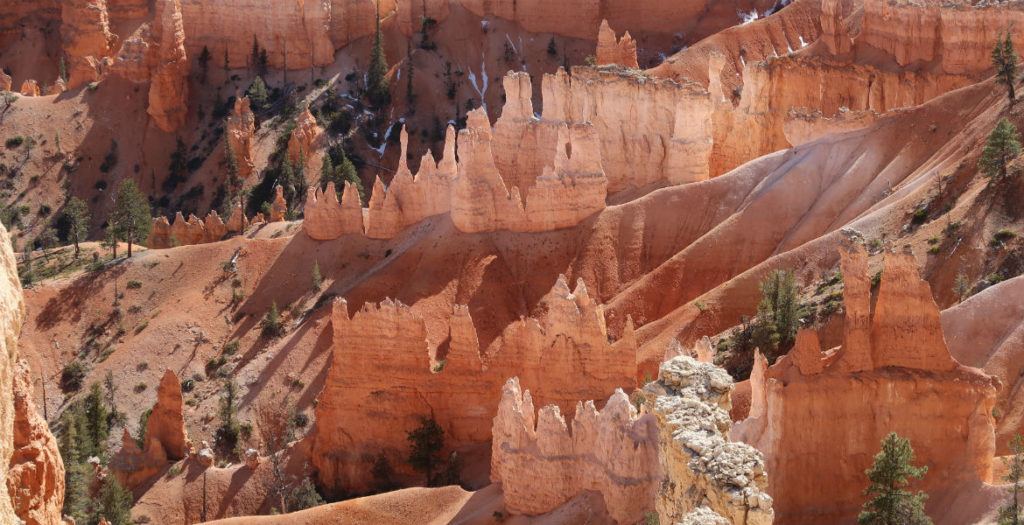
[647,356,773,525]
[178,0,335,71]
[595,20,637,69]
[225,97,256,180]
[0,224,26,525]
[287,109,323,173]
[7,361,64,525]
[111,370,189,489]
[61,0,116,89]
[733,245,1000,524]
[147,0,189,132]
[491,379,659,524]
[311,274,637,495]
[493,355,773,525]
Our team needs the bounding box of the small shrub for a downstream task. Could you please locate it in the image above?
[133,383,147,393]
[910,207,928,225]
[60,361,86,392]
[5,136,25,149]
[293,412,309,428]
[126,280,142,289]
[222,340,239,355]
[261,301,284,338]
[994,229,1018,245]
[180,378,196,393]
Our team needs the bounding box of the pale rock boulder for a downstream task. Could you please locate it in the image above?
[147,0,189,132]
[8,360,64,525]
[0,71,11,91]
[225,97,256,179]
[595,19,638,68]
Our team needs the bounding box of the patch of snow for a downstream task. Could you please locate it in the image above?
[505,34,519,55]
[467,54,489,108]
[739,10,759,25]
[799,36,807,48]
[481,20,489,31]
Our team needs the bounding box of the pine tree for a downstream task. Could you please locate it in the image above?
[251,36,261,73]
[94,475,133,525]
[406,41,415,108]
[63,197,90,258]
[216,379,241,458]
[547,37,558,57]
[367,0,391,108]
[82,383,111,459]
[262,301,284,337]
[223,48,230,75]
[751,269,804,359]
[859,432,932,525]
[979,118,1023,181]
[198,45,212,84]
[993,34,1019,103]
[110,179,152,257]
[247,76,270,112]
[1001,435,1024,525]
[407,416,445,484]
[311,261,322,291]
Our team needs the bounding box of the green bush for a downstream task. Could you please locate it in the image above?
[5,136,24,148]
[60,361,86,392]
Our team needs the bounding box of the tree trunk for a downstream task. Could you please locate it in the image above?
[73,239,80,259]
[127,240,133,257]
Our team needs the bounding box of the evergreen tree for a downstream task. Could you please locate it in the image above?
[751,269,804,359]
[367,0,391,108]
[59,56,69,83]
[59,406,89,522]
[993,34,1019,103]
[247,76,270,112]
[1000,435,1024,525]
[547,37,558,56]
[859,432,932,525]
[198,45,212,84]
[251,36,261,73]
[321,145,364,203]
[82,383,111,459]
[63,197,90,258]
[407,417,444,483]
[223,48,230,75]
[216,379,240,458]
[406,42,415,108]
[110,179,152,257]
[980,117,1023,181]
[311,261,322,291]
[94,475,133,525]
[261,301,284,337]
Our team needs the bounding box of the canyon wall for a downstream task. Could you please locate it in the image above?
[311,274,636,495]
[304,68,713,242]
[491,355,773,525]
[733,245,999,524]
[147,0,189,132]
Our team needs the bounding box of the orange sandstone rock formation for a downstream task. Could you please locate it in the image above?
[146,206,253,249]
[7,361,64,525]
[0,71,11,91]
[147,0,189,132]
[0,224,27,525]
[19,80,40,97]
[733,245,999,524]
[225,97,256,180]
[287,108,324,172]
[111,369,190,489]
[311,274,636,495]
[492,355,773,525]
[270,186,287,222]
[491,378,659,523]
[595,20,637,69]
[61,0,116,89]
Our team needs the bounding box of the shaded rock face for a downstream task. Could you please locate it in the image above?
[491,379,659,524]
[8,361,64,525]
[0,223,25,525]
[492,356,773,525]
[311,275,637,495]
[111,370,190,489]
[595,19,637,69]
[0,72,11,91]
[147,0,189,132]
[733,245,999,524]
